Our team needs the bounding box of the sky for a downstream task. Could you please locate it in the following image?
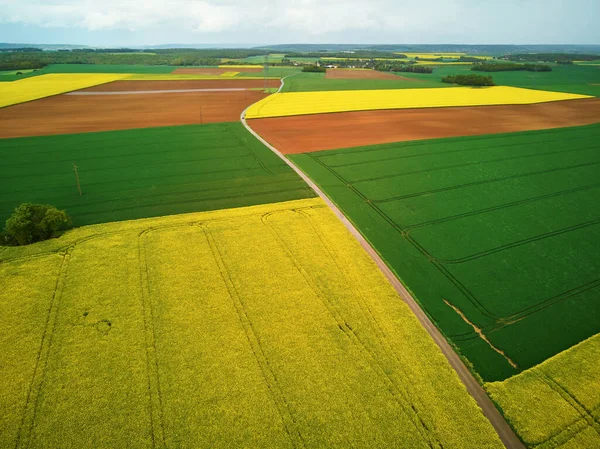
[0,0,598,46]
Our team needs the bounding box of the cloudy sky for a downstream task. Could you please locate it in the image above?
[0,0,598,46]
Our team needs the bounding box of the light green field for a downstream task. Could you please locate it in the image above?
[487,332,600,448]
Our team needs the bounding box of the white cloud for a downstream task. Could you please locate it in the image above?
[0,0,466,34]
[0,0,597,43]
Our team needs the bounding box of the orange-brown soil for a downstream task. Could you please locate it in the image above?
[79,79,281,92]
[0,90,270,138]
[248,98,600,154]
[171,67,263,74]
[325,69,419,80]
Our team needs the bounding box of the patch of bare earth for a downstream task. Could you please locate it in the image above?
[79,79,280,92]
[248,98,600,154]
[172,67,263,74]
[325,69,420,80]
[0,90,270,138]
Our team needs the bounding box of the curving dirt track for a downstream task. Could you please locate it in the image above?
[172,67,263,74]
[249,97,600,154]
[0,90,270,138]
[325,69,420,81]
[80,79,281,92]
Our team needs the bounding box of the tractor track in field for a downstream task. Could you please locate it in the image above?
[240,73,525,449]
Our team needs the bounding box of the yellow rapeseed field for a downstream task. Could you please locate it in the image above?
[398,52,466,58]
[245,86,591,119]
[218,71,240,77]
[0,198,503,449]
[414,61,474,65]
[124,73,276,81]
[486,333,600,448]
[218,64,263,68]
[0,73,130,108]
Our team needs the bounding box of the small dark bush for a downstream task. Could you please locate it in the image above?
[302,65,326,73]
[442,74,495,86]
[4,203,71,246]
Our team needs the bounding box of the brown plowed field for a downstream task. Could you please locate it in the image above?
[0,90,269,138]
[249,98,600,154]
[80,79,281,92]
[325,69,419,80]
[172,67,263,74]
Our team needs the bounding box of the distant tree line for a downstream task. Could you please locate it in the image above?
[302,65,326,73]
[472,63,551,72]
[442,74,494,86]
[0,61,46,71]
[0,48,275,69]
[374,62,433,73]
[286,51,408,59]
[458,56,490,62]
[0,47,43,52]
[506,53,599,63]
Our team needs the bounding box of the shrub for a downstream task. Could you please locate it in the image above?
[4,203,71,246]
[302,65,326,73]
[441,74,495,86]
[472,63,552,72]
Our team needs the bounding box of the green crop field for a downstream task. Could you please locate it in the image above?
[404,64,600,96]
[0,122,314,226]
[280,71,446,92]
[290,123,600,382]
[236,66,301,78]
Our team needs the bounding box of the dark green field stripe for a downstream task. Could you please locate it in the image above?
[361,153,600,202]
[347,142,598,185]
[445,222,600,318]
[409,185,600,261]
[290,123,600,381]
[0,146,251,176]
[326,132,600,169]
[380,164,600,229]
[314,123,600,162]
[0,123,233,152]
[0,122,314,225]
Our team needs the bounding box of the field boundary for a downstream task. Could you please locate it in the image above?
[241,81,524,449]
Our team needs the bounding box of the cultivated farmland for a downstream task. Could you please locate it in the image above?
[0,73,130,107]
[487,333,600,448]
[249,97,600,153]
[0,89,272,138]
[0,198,503,449]
[324,68,416,80]
[245,86,591,118]
[78,79,281,91]
[289,123,600,381]
[0,123,314,225]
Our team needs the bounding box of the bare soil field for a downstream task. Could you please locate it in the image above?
[325,69,418,80]
[0,90,269,138]
[80,79,281,91]
[172,67,263,74]
[249,98,600,153]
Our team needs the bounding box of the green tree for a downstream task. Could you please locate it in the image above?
[4,203,70,246]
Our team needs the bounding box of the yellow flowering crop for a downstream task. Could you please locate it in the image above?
[245,86,591,119]
[486,333,600,448]
[218,64,264,68]
[400,52,466,58]
[414,61,474,65]
[0,73,130,108]
[218,71,240,77]
[124,73,276,81]
[0,198,502,449]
